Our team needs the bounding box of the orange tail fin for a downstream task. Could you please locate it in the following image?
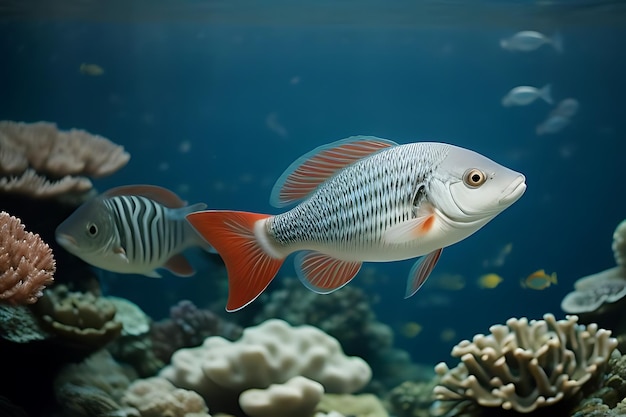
[186,210,284,311]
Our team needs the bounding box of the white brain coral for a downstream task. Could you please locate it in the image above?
[160,319,371,413]
[431,314,617,415]
[239,376,324,417]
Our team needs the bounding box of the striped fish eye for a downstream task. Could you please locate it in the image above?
[86,223,98,237]
[463,169,487,188]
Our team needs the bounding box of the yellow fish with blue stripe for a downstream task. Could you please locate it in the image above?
[521,269,557,290]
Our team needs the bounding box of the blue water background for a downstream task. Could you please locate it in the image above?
[1,11,625,365]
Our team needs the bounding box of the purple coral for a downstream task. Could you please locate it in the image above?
[151,300,242,362]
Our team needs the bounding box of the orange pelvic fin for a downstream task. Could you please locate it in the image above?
[163,253,195,277]
[270,136,397,208]
[405,248,442,298]
[295,251,362,294]
[186,210,283,311]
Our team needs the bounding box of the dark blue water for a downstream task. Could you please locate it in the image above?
[1,6,625,365]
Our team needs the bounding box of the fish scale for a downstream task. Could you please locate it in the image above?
[105,195,184,267]
[267,143,447,256]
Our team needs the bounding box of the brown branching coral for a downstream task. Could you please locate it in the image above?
[0,120,130,198]
[431,314,617,416]
[0,211,55,304]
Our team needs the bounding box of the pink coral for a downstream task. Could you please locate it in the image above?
[0,211,55,304]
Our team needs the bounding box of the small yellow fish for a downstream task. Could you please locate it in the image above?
[521,269,557,290]
[401,322,423,338]
[79,63,105,76]
[477,273,503,289]
[440,328,457,342]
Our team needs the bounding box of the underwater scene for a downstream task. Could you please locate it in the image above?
[1,1,626,416]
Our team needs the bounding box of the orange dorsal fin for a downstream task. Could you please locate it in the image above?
[163,253,195,277]
[104,184,187,208]
[270,136,397,208]
[405,248,442,298]
[294,251,362,294]
[186,210,284,311]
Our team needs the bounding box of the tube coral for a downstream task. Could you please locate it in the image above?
[0,211,55,304]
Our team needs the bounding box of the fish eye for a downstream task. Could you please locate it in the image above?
[86,223,98,237]
[463,169,487,188]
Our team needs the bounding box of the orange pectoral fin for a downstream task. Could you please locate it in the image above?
[186,210,284,311]
[405,248,442,298]
[295,251,362,294]
[383,213,436,245]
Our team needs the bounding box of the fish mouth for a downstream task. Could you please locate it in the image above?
[499,175,527,206]
[56,233,78,249]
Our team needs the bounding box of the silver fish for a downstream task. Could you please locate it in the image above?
[500,31,563,53]
[502,84,553,107]
[56,184,208,277]
[187,136,526,311]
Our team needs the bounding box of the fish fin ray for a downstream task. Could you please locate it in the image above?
[104,184,188,208]
[186,210,283,311]
[384,214,436,244]
[295,251,361,294]
[405,248,442,298]
[270,136,397,208]
[539,84,553,105]
[551,32,563,53]
[163,253,195,277]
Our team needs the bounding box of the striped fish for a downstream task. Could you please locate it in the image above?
[187,136,526,311]
[56,184,209,277]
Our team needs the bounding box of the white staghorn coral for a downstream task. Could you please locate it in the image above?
[431,314,617,416]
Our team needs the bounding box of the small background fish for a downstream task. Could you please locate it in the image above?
[79,62,105,76]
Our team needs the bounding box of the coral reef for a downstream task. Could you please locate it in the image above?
[0,211,55,304]
[561,219,626,351]
[54,349,137,417]
[253,278,421,391]
[570,350,626,416]
[431,314,617,416]
[122,377,212,417]
[0,120,129,198]
[151,300,242,363]
[255,278,392,358]
[34,284,123,348]
[562,219,626,314]
[239,376,323,417]
[160,318,372,414]
[317,393,389,417]
[106,296,164,377]
[386,380,437,417]
[0,304,51,342]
